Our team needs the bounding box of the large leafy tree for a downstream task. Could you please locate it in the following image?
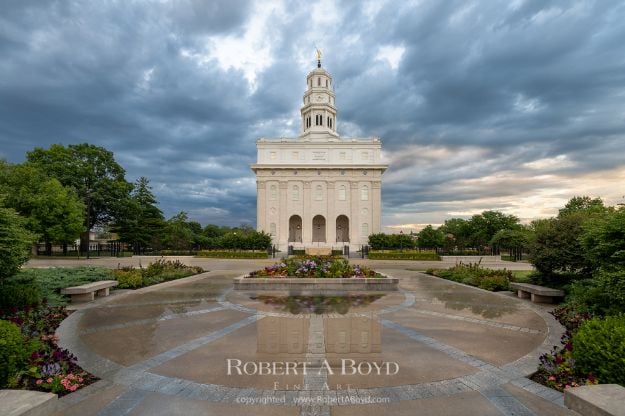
[0,206,36,281]
[161,211,195,251]
[559,196,607,218]
[0,162,84,253]
[416,225,444,249]
[466,211,521,249]
[114,177,165,254]
[439,218,471,250]
[529,213,592,278]
[27,144,132,250]
[581,208,625,271]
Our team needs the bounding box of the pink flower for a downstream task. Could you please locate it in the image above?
[70,385,78,391]
[548,376,556,381]
[36,380,43,385]
[47,378,53,383]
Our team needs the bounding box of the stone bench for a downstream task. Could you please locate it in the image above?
[509,282,564,304]
[61,280,118,303]
[564,384,625,416]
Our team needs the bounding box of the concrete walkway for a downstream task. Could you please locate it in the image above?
[46,258,572,416]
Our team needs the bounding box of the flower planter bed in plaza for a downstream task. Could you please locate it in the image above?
[234,256,399,291]
[0,302,98,396]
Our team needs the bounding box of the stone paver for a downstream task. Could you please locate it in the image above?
[49,258,575,416]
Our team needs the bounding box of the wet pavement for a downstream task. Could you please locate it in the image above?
[50,258,574,416]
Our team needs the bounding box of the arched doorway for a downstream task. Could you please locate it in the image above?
[336,215,349,242]
[289,215,302,242]
[312,215,326,242]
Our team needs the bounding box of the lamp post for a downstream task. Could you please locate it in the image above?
[400,230,403,252]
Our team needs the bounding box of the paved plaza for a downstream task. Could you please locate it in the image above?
[29,257,577,416]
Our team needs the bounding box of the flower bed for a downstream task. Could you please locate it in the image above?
[248,256,383,279]
[113,259,205,289]
[426,262,511,291]
[1,301,98,395]
[236,256,397,291]
[530,305,598,391]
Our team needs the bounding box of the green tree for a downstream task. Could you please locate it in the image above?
[27,143,132,250]
[558,196,607,218]
[490,229,529,249]
[490,228,529,261]
[0,206,36,281]
[368,233,389,250]
[0,162,84,254]
[581,208,625,271]
[528,213,591,278]
[162,212,194,251]
[529,197,612,280]
[467,211,521,249]
[439,218,471,250]
[114,177,165,254]
[416,225,444,249]
[203,224,226,238]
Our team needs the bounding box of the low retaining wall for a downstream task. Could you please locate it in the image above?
[233,276,399,291]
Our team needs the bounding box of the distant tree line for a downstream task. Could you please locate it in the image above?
[0,143,269,255]
[369,210,527,254]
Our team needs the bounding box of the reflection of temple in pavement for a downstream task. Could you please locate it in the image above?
[256,314,381,364]
[257,316,309,360]
[325,315,381,364]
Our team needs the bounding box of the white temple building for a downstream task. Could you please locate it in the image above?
[251,53,387,252]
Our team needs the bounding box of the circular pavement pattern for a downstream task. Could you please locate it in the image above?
[53,261,575,416]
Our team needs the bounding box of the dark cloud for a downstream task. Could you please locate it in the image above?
[1,0,624,227]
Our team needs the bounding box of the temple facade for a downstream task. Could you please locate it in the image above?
[251,55,387,252]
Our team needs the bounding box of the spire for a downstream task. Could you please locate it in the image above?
[300,51,338,140]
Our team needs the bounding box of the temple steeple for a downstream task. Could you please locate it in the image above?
[300,50,338,139]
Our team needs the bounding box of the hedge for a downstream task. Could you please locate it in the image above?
[194,250,268,259]
[368,251,440,261]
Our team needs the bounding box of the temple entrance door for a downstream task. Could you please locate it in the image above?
[336,215,349,242]
[312,215,326,243]
[288,215,302,242]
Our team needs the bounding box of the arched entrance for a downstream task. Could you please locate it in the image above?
[312,215,326,242]
[289,215,302,242]
[336,215,349,242]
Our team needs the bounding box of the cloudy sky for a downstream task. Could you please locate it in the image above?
[1,0,624,232]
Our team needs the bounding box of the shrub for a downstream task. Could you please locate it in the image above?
[368,250,440,261]
[476,275,509,291]
[0,320,28,387]
[567,268,625,317]
[113,259,204,289]
[114,270,143,289]
[572,314,625,385]
[0,282,41,311]
[0,207,36,281]
[427,262,511,291]
[16,267,113,305]
[195,250,267,259]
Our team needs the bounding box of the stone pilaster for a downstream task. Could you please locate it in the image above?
[350,182,359,245]
[327,182,336,244]
[257,180,266,233]
[303,181,311,246]
[372,180,382,234]
[279,182,288,247]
